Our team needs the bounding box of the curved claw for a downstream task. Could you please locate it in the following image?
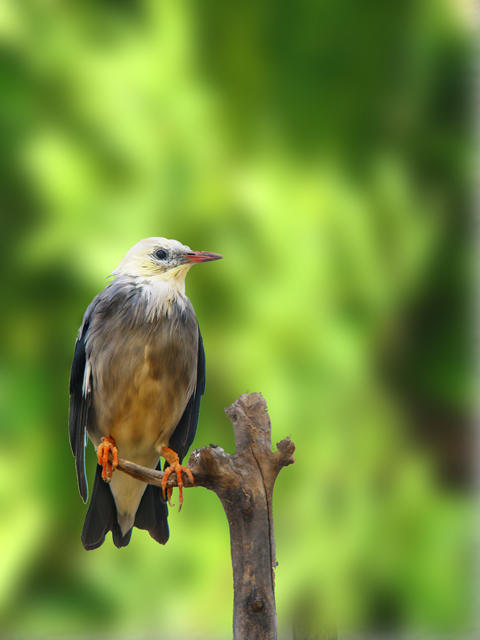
[160,447,195,511]
[97,436,118,482]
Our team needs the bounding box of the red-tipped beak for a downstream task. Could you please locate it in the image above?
[184,250,223,263]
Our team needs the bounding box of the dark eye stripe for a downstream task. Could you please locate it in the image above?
[154,249,167,260]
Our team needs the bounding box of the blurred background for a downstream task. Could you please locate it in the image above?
[0,0,474,638]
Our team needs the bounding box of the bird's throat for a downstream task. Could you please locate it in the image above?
[138,277,188,322]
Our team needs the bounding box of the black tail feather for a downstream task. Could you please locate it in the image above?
[81,464,169,550]
[134,475,169,545]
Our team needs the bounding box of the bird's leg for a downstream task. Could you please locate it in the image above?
[160,446,194,511]
[97,436,118,482]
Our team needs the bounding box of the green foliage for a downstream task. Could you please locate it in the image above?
[0,0,472,637]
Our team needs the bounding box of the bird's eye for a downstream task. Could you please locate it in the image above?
[154,249,168,260]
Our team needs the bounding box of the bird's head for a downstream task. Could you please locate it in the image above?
[112,237,222,283]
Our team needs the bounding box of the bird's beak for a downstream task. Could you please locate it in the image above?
[183,251,223,263]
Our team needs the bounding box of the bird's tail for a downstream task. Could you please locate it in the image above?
[81,464,169,550]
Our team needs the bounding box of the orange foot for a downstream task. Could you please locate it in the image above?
[97,436,118,482]
[160,446,194,511]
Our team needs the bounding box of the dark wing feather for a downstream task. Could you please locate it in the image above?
[168,326,206,463]
[69,314,93,503]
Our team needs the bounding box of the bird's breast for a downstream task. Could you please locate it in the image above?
[86,287,198,459]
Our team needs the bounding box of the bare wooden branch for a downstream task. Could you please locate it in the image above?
[117,392,295,640]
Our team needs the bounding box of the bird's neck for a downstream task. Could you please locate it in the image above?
[114,274,189,322]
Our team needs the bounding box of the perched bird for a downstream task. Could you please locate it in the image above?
[69,237,222,550]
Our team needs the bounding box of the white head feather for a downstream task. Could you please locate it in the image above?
[113,237,194,281]
[112,237,195,319]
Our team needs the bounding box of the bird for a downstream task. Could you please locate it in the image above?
[68,237,222,550]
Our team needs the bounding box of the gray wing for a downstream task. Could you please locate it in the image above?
[69,304,95,503]
[168,326,206,463]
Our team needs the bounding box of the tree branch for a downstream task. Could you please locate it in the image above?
[117,392,295,640]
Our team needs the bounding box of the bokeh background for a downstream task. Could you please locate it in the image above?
[0,1,474,638]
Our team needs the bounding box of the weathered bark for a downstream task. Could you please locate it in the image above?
[117,392,295,640]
